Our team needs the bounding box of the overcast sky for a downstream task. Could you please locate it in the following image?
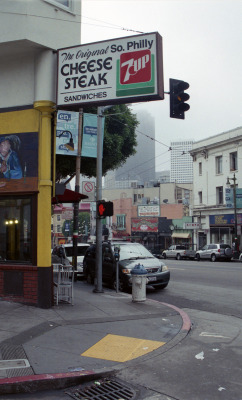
[81,0,242,171]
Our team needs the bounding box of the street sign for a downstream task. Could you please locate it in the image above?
[82,181,95,202]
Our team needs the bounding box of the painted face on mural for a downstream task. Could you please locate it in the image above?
[0,140,11,158]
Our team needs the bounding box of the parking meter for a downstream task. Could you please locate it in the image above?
[114,246,120,293]
[114,246,120,261]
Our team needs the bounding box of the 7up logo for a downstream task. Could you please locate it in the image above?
[120,50,151,85]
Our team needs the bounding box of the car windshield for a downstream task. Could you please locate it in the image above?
[65,246,89,257]
[112,243,154,261]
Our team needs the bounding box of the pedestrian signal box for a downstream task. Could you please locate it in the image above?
[97,201,113,218]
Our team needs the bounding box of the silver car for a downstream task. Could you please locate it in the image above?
[195,243,233,262]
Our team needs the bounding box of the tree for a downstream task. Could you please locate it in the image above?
[62,212,90,239]
[55,104,138,181]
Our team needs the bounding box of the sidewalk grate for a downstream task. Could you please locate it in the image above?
[66,378,137,400]
[0,344,34,378]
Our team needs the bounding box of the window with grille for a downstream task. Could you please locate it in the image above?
[117,215,126,229]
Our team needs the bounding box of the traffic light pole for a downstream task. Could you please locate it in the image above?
[95,105,113,293]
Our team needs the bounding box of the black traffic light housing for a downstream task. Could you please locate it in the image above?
[97,201,113,218]
[169,78,190,119]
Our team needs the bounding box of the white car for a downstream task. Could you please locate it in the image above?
[52,243,90,278]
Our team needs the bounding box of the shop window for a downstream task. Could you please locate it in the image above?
[215,156,223,174]
[0,197,33,263]
[216,186,224,205]
[230,151,238,171]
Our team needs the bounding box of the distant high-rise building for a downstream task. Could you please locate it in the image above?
[104,109,155,188]
[170,140,193,183]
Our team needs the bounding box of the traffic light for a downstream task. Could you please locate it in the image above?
[97,201,113,218]
[169,79,190,119]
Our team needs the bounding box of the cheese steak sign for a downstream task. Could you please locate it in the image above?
[57,32,164,108]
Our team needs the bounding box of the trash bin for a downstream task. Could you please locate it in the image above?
[131,264,148,302]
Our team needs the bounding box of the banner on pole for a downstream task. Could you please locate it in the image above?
[56,111,79,156]
[81,113,104,158]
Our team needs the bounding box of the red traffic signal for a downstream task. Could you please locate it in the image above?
[169,78,190,119]
[97,201,113,218]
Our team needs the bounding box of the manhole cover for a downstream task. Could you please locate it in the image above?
[66,378,137,399]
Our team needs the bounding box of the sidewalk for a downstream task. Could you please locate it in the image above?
[0,280,191,395]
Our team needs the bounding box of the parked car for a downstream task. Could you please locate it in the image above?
[83,241,170,291]
[52,243,90,278]
[162,245,196,260]
[195,243,233,262]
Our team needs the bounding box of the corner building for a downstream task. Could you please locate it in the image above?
[0,0,81,308]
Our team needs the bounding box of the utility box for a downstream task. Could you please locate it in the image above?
[131,264,148,302]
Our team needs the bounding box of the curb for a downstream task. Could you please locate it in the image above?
[0,370,114,395]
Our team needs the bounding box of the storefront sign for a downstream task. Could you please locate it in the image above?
[57,32,164,108]
[138,205,160,217]
[132,217,158,232]
[210,214,242,225]
[184,222,200,229]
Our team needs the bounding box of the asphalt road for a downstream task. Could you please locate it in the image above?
[146,258,242,319]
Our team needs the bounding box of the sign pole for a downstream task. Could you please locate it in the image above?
[94,106,104,293]
[73,109,83,279]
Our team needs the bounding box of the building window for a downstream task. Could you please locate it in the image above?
[216,186,224,205]
[57,214,61,221]
[198,191,203,204]
[199,162,202,175]
[43,0,73,12]
[0,197,33,263]
[117,215,126,229]
[215,156,223,174]
[230,152,238,171]
[57,225,61,233]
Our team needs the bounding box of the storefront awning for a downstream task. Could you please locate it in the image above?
[52,189,88,204]
[172,232,190,239]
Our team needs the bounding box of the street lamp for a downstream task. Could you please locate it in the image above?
[226,173,237,239]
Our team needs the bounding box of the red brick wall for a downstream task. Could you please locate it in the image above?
[0,265,38,306]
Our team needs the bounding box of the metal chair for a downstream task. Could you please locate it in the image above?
[53,264,74,305]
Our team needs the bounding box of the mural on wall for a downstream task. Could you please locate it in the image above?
[0,132,38,192]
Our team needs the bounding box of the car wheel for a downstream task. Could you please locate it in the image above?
[154,283,168,290]
[112,277,125,292]
[176,253,181,260]
[163,253,166,259]
[211,254,216,262]
[196,253,200,261]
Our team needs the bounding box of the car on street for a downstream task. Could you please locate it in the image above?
[52,243,90,279]
[195,243,233,262]
[83,241,170,291]
[162,245,196,260]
